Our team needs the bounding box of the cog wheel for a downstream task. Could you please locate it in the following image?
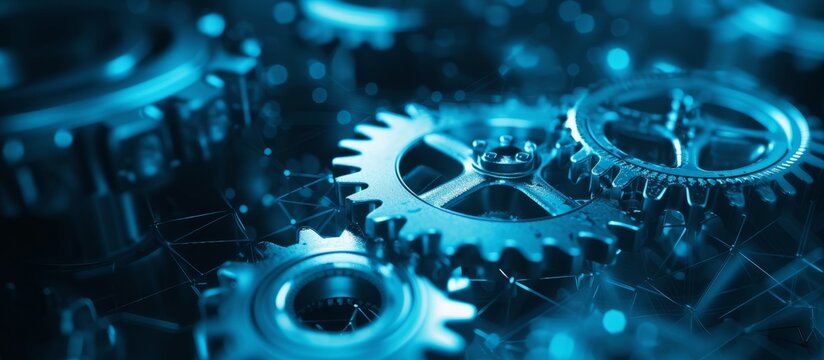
[296,0,425,50]
[334,101,641,273]
[566,71,824,208]
[195,227,475,359]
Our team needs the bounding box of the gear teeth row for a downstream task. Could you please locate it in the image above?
[566,71,824,214]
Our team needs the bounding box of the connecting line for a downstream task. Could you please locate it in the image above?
[796,201,817,257]
[719,249,823,319]
[163,212,234,243]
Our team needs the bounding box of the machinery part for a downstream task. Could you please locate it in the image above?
[334,101,641,273]
[0,4,256,217]
[195,227,475,359]
[296,0,425,50]
[567,71,824,208]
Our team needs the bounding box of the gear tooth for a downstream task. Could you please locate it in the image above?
[334,172,367,185]
[754,184,777,204]
[365,206,406,239]
[591,158,615,176]
[296,227,323,244]
[805,153,824,169]
[541,237,582,274]
[354,124,387,139]
[346,188,378,204]
[791,166,814,184]
[570,148,592,163]
[338,139,368,153]
[723,187,745,209]
[612,168,637,188]
[775,177,796,196]
[642,179,668,200]
[404,103,429,118]
[576,231,616,264]
[376,111,410,128]
[332,155,363,169]
[686,185,710,207]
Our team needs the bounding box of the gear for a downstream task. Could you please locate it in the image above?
[334,100,641,273]
[566,71,824,208]
[296,0,425,50]
[195,227,475,359]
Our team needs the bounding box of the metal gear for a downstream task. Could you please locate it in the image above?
[195,227,475,360]
[566,71,824,208]
[296,0,425,50]
[334,101,641,273]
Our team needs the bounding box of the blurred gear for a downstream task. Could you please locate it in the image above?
[567,71,824,208]
[195,227,475,359]
[0,3,256,217]
[334,100,641,273]
[296,0,425,50]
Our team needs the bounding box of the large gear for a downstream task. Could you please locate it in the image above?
[195,227,475,359]
[334,101,641,273]
[566,71,824,208]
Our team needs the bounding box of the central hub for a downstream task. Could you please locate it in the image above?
[472,135,538,177]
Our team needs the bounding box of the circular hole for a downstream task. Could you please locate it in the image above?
[292,268,383,333]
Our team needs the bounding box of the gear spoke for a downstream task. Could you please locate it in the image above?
[422,133,475,165]
[513,176,579,216]
[419,171,487,208]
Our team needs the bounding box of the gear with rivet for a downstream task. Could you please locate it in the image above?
[333,100,642,273]
[195,227,475,360]
[566,71,824,209]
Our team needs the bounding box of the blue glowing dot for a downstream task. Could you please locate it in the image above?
[197,13,226,37]
[558,1,581,22]
[283,169,292,177]
[53,130,74,148]
[650,0,674,16]
[238,204,249,214]
[224,188,236,199]
[365,82,378,96]
[308,60,326,79]
[290,219,297,225]
[454,90,466,101]
[431,91,443,102]
[267,65,289,86]
[567,63,580,76]
[263,147,272,156]
[611,19,630,37]
[606,48,631,70]
[273,2,297,24]
[312,87,328,103]
[143,105,164,120]
[603,309,627,334]
[3,139,24,162]
[574,14,595,34]
[241,38,262,57]
[205,74,225,89]
[262,194,275,207]
[549,332,575,359]
[485,5,510,27]
[674,241,688,257]
[337,110,352,125]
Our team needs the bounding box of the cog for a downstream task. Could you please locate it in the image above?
[334,100,641,273]
[566,71,824,208]
[195,227,475,359]
[296,0,425,50]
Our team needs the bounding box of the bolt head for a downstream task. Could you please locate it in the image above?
[472,139,487,153]
[515,152,531,162]
[483,152,498,161]
[498,135,513,146]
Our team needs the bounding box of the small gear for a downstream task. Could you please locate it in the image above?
[195,227,475,359]
[334,100,641,273]
[566,71,824,208]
